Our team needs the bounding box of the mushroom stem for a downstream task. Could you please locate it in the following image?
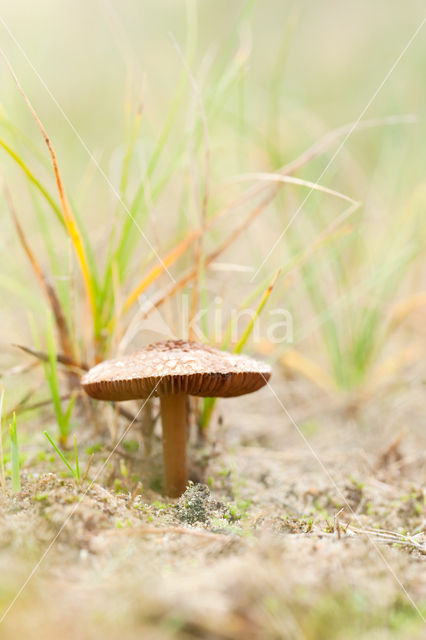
[160,394,188,497]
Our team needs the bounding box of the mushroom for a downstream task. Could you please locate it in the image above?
[81,339,271,497]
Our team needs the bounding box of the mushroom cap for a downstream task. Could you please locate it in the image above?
[81,339,271,401]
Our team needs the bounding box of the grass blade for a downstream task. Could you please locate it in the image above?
[120,228,203,317]
[0,136,64,226]
[5,187,74,360]
[10,412,20,492]
[230,172,358,206]
[0,387,5,491]
[2,53,98,326]
[201,270,280,429]
[74,436,80,482]
[13,344,87,373]
[43,430,75,477]
[234,269,281,354]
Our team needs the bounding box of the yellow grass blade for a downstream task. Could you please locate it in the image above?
[2,53,97,322]
[281,349,335,392]
[121,229,202,316]
[0,136,63,224]
[388,292,426,331]
[370,344,423,386]
[138,195,275,321]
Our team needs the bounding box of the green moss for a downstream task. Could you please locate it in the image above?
[122,439,139,453]
[296,591,426,639]
[85,443,103,455]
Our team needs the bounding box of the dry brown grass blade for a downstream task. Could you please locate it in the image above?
[13,344,87,373]
[5,187,74,360]
[119,182,278,323]
[147,197,357,323]
[143,192,276,320]
[7,393,72,419]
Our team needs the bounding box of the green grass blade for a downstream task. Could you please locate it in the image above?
[10,412,21,492]
[0,388,5,490]
[201,271,279,429]
[234,270,280,354]
[74,436,80,482]
[44,430,76,477]
[0,136,64,227]
[42,313,74,445]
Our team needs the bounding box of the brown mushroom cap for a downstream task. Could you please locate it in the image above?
[81,339,271,401]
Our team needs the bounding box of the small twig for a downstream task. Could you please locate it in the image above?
[128,481,143,508]
[5,186,74,360]
[81,453,95,485]
[104,444,142,462]
[376,429,407,470]
[334,507,344,539]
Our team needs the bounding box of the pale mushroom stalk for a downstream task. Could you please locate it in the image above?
[160,394,188,498]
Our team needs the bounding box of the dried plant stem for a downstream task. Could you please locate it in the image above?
[5,187,74,360]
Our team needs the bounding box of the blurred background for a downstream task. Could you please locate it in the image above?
[1,0,426,418]
[1,3,426,639]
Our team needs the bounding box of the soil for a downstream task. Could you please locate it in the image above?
[0,376,425,639]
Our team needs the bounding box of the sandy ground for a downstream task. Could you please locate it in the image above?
[0,375,425,639]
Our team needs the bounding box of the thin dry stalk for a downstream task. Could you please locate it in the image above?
[171,35,211,339]
[81,453,95,485]
[8,394,71,417]
[348,526,426,555]
[13,344,87,373]
[5,187,74,360]
[128,481,143,508]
